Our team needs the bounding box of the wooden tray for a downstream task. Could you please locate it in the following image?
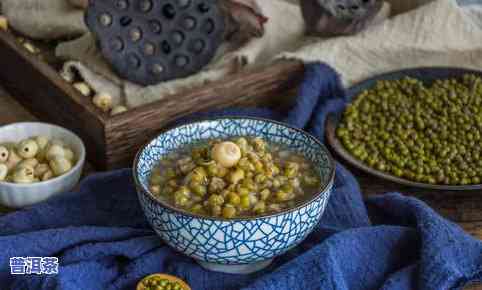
[0,30,304,169]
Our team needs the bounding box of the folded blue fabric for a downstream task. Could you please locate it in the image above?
[1,63,481,290]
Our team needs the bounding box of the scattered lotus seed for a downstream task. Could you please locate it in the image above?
[60,69,74,83]
[93,92,114,112]
[23,42,39,54]
[17,139,39,159]
[0,16,8,31]
[129,27,142,42]
[0,164,8,181]
[73,82,92,97]
[0,146,9,163]
[143,42,156,56]
[99,13,113,27]
[111,105,128,115]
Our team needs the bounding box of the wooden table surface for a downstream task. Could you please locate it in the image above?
[0,85,481,289]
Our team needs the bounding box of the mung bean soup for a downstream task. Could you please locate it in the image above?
[148,137,321,218]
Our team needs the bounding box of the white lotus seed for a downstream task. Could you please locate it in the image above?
[17,158,39,169]
[0,164,8,181]
[0,146,9,163]
[50,139,66,147]
[34,163,50,177]
[17,139,39,159]
[13,166,35,184]
[63,148,75,161]
[45,144,66,161]
[60,70,75,83]
[73,82,92,97]
[34,136,49,150]
[23,42,39,54]
[110,105,128,115]
[6,149,22,171]
[92,92,113,112]
[49,157,72,176]
[212,142,242,168]
[42,170,54,181]
[0,16,8,31]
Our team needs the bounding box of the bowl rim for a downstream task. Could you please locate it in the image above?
[0,122,86,188]
[133,116,336,222]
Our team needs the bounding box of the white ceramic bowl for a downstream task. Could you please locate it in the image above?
[0,122,86,208]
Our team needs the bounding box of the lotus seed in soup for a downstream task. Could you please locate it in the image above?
[148,137,321,218]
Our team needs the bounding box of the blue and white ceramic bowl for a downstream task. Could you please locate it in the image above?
[133,117,335,274]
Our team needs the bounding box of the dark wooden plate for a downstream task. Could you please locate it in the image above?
[325,67,482,191]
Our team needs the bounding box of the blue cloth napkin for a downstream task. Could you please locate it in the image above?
[1,63,481,290]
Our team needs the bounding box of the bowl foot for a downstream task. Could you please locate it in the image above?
[197,259,273,274]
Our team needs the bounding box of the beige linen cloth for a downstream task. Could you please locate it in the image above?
[280,0,482,87]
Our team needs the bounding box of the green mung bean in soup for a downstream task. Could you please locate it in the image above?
[148,137,321,218]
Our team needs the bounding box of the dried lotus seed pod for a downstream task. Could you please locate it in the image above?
[0,16,8,31]
[0,164,8,181]
[85,0,224,85]
[17,139,39,159]
[34,136,49,151]
[110,105,128,115]
[6,149,22,171]
[42,170,54,181]
[13,166,35,184]
[92,92,113,112]
[63,148,75,161]
[0,146,9,163]
[50,157,72,176]
[73,82,92,97]
[34,163,50,177]
[45,144,66,161]
[17,158,39,169]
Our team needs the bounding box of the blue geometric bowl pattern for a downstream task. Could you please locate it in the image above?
[134,117,335,265]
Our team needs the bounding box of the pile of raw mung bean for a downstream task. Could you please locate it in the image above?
[337,74,482,185]
[149,137,321,218]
